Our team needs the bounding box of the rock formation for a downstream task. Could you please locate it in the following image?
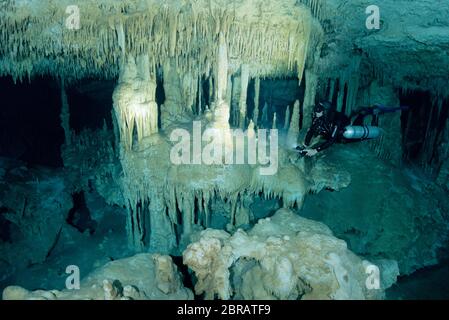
[2,254,193,300]
[183,208,398,300]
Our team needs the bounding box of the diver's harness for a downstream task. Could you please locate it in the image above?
[294,104,409,158]
[294,125,380,158]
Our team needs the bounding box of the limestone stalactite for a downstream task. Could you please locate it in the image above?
[113,55,159,151]
[217,32,228,103]
[213,31,231,129]
[198,75,203,115]
[231,75,241,127]
[226,73,233,105]
[239,64,250,128]
[0,0,313,83]
[253,77,260,126]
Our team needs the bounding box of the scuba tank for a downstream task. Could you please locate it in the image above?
[343,125,381,140]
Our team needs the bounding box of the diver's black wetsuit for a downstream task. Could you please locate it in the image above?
[350,105,408,126]
[304,110,350,152]
[302,104,407,154]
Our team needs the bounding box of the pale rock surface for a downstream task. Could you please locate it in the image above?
[2,253,193,300]
[183,208,396,300]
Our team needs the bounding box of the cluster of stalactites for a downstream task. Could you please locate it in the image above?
[121,172,307,253]
[298,0,327,21]
[112,55,159,151]
[319,55,363,117]
[0,0,313,83]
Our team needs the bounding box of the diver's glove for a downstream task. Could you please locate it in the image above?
[294,145,308,158]
[304,149,318,157]
[295,145,318,157]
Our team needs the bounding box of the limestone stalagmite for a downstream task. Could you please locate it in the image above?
[284,105,291,130]
[287,100,301,147]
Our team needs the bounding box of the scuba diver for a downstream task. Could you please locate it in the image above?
[296,101,408,157]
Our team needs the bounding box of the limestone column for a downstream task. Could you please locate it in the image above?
[181,72,195,114]
[284,105,291,130]
[149,196,177,254]
[239,64,249,128]
[209,76,214,107]
[198,75,202,115]
[112,54,158,150]
[182,196,194,238]
[216,31,228,103]
[213,31,231,128]
[303,70,318,130]
[226,73,233,105]
[211,31,233,157]
[287,100,300,147]
[135,54,158,139]
[253,77,260,126]
[162,59,193,128]
[231,75,241,126]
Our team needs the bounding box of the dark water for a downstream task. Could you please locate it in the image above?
[387,261,449,300]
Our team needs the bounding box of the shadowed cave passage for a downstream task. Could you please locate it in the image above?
[400,90,449,174]
[67,79,115,134]
[0,76,64,167]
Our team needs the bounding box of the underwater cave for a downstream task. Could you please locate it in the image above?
[1,0,449,302]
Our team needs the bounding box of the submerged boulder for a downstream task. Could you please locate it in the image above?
[2,253,193,300]
[183,208,397,300]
